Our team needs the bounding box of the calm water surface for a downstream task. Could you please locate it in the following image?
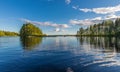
[0,37,120,72]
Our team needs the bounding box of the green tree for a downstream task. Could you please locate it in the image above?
[115,18,120,36]
[0,31,5,36]
[77,18,120,36]
[20,23,43,37]
[89,25,94,35]
[79,27,84,35]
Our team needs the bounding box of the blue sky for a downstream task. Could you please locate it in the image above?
[0,0,120,35]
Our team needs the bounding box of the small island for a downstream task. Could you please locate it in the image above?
[20,23,45,37]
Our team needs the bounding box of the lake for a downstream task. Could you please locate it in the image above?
[0,37,120,72]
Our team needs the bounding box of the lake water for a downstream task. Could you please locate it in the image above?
[0,37,120,72]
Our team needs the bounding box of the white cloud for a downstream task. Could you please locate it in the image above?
[55,28,60,32]
[105,14,120,20]
[79,4,120,14]
[65,0,71,4]
[69,17,103,26]
[72,5,79,10]
[21,18,70,28]
[92,17,102,20]
[70,19,94,26]
[54,28,66,32]
[21,18,31,23]
[21,18,70,32]
[79,8,92,12]
[69,14,120,26]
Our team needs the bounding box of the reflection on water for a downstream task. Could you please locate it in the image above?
[1,37,120,72]
[20,37,42,50]
[77,37,120,53]
[77,37,120,67]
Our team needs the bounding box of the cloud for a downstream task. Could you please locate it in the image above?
[69,17,103,26]
[21,18,70,28]
[65,0,71,4]
[55,28,60,32]
[70,19,94,26]
[79,4,120,14]
[21,18,70,32]
[21,18,31,23]
[69,14,120,26]
[92,17,102,21]
[54,28,66,32]
[79,8,92,12]
[105,14,120,20]
[72,5,79,10]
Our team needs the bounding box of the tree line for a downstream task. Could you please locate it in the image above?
[0,30,19,36]
[77,18,120,36]
[0,23,45,37]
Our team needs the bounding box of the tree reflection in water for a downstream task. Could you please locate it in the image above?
[77,37,120,53]
[20,36,42,50]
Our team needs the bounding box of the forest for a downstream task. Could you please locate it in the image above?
[77,18,120,36]
[0,30,19,36]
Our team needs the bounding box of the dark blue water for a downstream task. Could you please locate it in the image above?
[0,37,120,72]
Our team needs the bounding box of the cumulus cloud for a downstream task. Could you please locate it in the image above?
[71,4,120,27]
[69,14,120,26]
[21,18,70,32]
[65,0,71,4]
[79,4,120,14]
[69,17,103,26]
[21,18,69,28]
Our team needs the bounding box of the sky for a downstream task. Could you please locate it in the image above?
[0,0,120,35]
